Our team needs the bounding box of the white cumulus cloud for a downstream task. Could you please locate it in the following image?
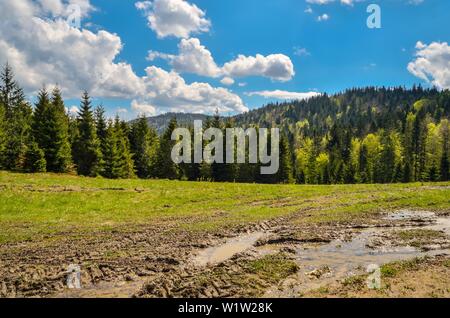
[317,14,330,22]
[150,39,296,82]
[246,90,321,100]
[137,66,248,114]
[222,54,295,82]
[131,100,156,116]
[135,0,211,39]
[306,0,357,5]
[148,38,221,77]
[407,41,450,90]
[220,77,235,86]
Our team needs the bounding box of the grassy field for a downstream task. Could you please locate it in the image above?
[1,171,449,244]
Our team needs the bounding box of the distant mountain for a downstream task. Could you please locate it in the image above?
[142,112,211,134]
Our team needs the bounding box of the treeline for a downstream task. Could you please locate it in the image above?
[0,63,449,184]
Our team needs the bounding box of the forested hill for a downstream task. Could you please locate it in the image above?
[145,86,448,139]
[233,87,447,138]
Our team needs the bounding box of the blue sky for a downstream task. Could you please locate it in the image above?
[1,0,449,119]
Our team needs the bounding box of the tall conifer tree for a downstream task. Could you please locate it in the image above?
[0,63,32,170]
[73,91,102,176]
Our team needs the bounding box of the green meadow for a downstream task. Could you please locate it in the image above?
[1,171,449,244]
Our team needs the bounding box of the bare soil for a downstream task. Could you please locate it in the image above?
[1,209,449,298]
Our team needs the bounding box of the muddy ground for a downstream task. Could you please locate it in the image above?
[1,207,449,298]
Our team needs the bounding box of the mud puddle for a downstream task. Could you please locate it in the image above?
[383,209,436,222]
[192,232,266,267]
[264,211,450,297]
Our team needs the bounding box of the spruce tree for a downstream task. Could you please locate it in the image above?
[68,112,80,160]
[222,119,237,182]
[378,131,397,183]
[32,87,72,172]
[50,87,72,172]
[277,135,294,184]
[24,141,46,173]
[199,118,212,181]
[210,112,227,182]
[32,87,51,152]
[95,105,108,145]
[157,118,179,179]
[101,120,121,179]
[0,102,5,168]
[0,63,32,171]
[73,91,102,176]
[94,105,108,166]
[129,115,159,178]
[113,116,135,178]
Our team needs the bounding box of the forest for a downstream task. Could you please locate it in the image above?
[0,63,449,184]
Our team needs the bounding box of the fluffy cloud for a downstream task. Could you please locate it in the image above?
[0,0,247,115]
[220,77,235,86]
[246,90,321,100]
[407,41,450,90]
[222,54,295,82]
[0,1,144,98]
[131,100,157,115]
[148,38,221,77]
[150,39,295,82]
[294,47,311,57]
[317,14,330,22]
[138,66,248,113]
[135,0,210,39]
[306,0,334,4]
[307,0,353,5]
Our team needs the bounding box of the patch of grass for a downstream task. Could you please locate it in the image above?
[396,229,445,241]
[246,253,298,283]
[342,275,366,288]
[381,257,426,278]
[393,229,447,249]
[1,171,449,243]
[380,264,399,278]
[315,286,330,294]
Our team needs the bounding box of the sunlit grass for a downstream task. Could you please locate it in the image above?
[1,171,449,243]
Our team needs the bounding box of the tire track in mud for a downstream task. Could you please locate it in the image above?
[0,209,306,298]
[136,210,450,298]
[2,208,449,298]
